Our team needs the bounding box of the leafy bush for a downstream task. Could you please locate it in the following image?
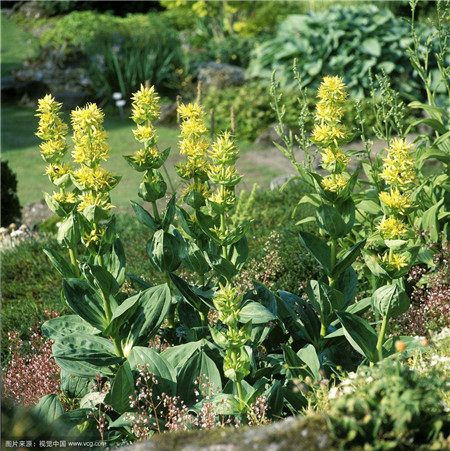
[248,5,440,98]
[1,161,21,226]
[328,355,450,449]
[40,12,186,98]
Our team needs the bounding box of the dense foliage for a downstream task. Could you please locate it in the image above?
[248,6,444,99]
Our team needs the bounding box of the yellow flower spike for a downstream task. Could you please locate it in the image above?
[313,123,348,143]
[132,124,157,143]
[73,166,116,192]
[213,283,242,321]
[380,138,417,188]
[380,251,408,271]
[315,101,344,123]
[77,192,114,212]
[131,84,161,124]
[131,147,159,167]
[317,76,348,104]
[45,162,72,181]
[71,103,105,130]
[377,217,409,240]
[320,147,350,166]
[379,188,413,214]
[209,131,239,166]
[321,174,349,193]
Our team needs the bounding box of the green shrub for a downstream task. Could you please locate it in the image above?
[328,355,450,449]
[40,12,186,98]
[247,5,441,98]
[1,161,21,226]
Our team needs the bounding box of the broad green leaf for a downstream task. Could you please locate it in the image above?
[177,350,222,406]
[334,266,358,307]
[63,279,108,331]
[316,204,346,237]
[161,340,205,369]
[297,344,321,380]
[80,263,119,299]
[109,361,134,414]
[282,344,308,380]
[161,194,177,232]
[128,346,176,396]
[147,229,182,273]
[42,315,98,340]
[57,213,80,248]
[372,284,410,317]
[229,235,249,271]
[267,380,284,418]
[52,333,124,377]
[33,394,64,423]
[332,239,366,278]
[43,248,75,278]
[306,280,345,327]
[298,231,331,275]
[239,301,276,324]
[130,201,157,231]
[361,38,381,56]
[421,198,444,242]
[60,370,91,399]
[335,312,378,362]
[181,240,210,276]
[169,273,202,310]
[205,253,238,281]
[126,284,172,347]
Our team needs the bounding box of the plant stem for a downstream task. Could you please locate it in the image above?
[68,248,80,277]
[320,323,327,337]
[328,238,338,287]
[236,380,245,410]
[152,201,161,222]
[376,313,389,362]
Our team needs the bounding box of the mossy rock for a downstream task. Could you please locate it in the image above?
[124,415,338,451]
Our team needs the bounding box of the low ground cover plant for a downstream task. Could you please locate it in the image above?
[1,1,449,448]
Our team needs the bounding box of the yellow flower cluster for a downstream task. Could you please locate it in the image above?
[71,104,110,167]
[213,283,242,325]
[208,132,241,211]
[379,188,412,214]
[130,84,161,124]
[380,251,408,271]
[45,162,72,184]
[379,138,417,188]
[73,166,116,192]
[313,76,351,194]
[377,217,409,240]
[377,137,415,249]
[177,103,210,182]
[130,85,162,169]
[35,94,69,163]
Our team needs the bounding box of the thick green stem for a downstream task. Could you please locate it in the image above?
[376,313,389,362]
[320,323,327,337]
[68,248,81,277]
[328,238,338,287]
[152,201,161,222]
[236,380,245,410]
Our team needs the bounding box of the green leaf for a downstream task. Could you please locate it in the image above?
[104,238,126,286]
[298,231,331,275]
[316,204,346,237]
[128,346,177,396]
[57,213,80,248]
[80,263,119,299]
[33,394,64,423]
[161,194,176,232]
[60,370,91,399]
[177,350,222,406]
[335,312,378,362]
[282,344,308,380]
[63,279,108,331]
[267,380,284,418]
[169,273,202,310]
[147,229,182,273]
[126,284,172,348]
[334,266,358,307]
[52,333,124,377]
[361,38,381,56]
[229,236,249,271]
[104,292,141,338]
[239,301,276,324]
[181,240,210,276]
[109,361,134,414]
[43,248,75,278]
[306,281,344,327]
[421,198,444,242]
[332,239,366,278]
[161,340,205,369]
[130,201,157,231]
[297,344,321,380]
[138,169,167,202]
[372,284,410,318]
[222,221,251,246]
[205,252,238,281]
[42,315,98,340]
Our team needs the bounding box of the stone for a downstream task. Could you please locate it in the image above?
[122,415,337,451]
[197,62,246,91]
[254,123,290,146]
[21,199,53,228]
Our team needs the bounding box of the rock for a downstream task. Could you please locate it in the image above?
[197,62,246,91]
[21,199,53,228]
[122,415,337,451]
[155,103,178,126]
[254,123,290,146]
[17,1,49,20]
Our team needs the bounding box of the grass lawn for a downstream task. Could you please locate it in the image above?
[1,104,284,210]
[1,14,39,76]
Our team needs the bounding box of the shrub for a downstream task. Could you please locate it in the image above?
[1,161,21,226]
[247,5,439,98]
[328,349,450,449]
[40,12,187,98]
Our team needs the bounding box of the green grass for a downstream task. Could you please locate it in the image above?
[1,14,39,77]
[1,104,283,210]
